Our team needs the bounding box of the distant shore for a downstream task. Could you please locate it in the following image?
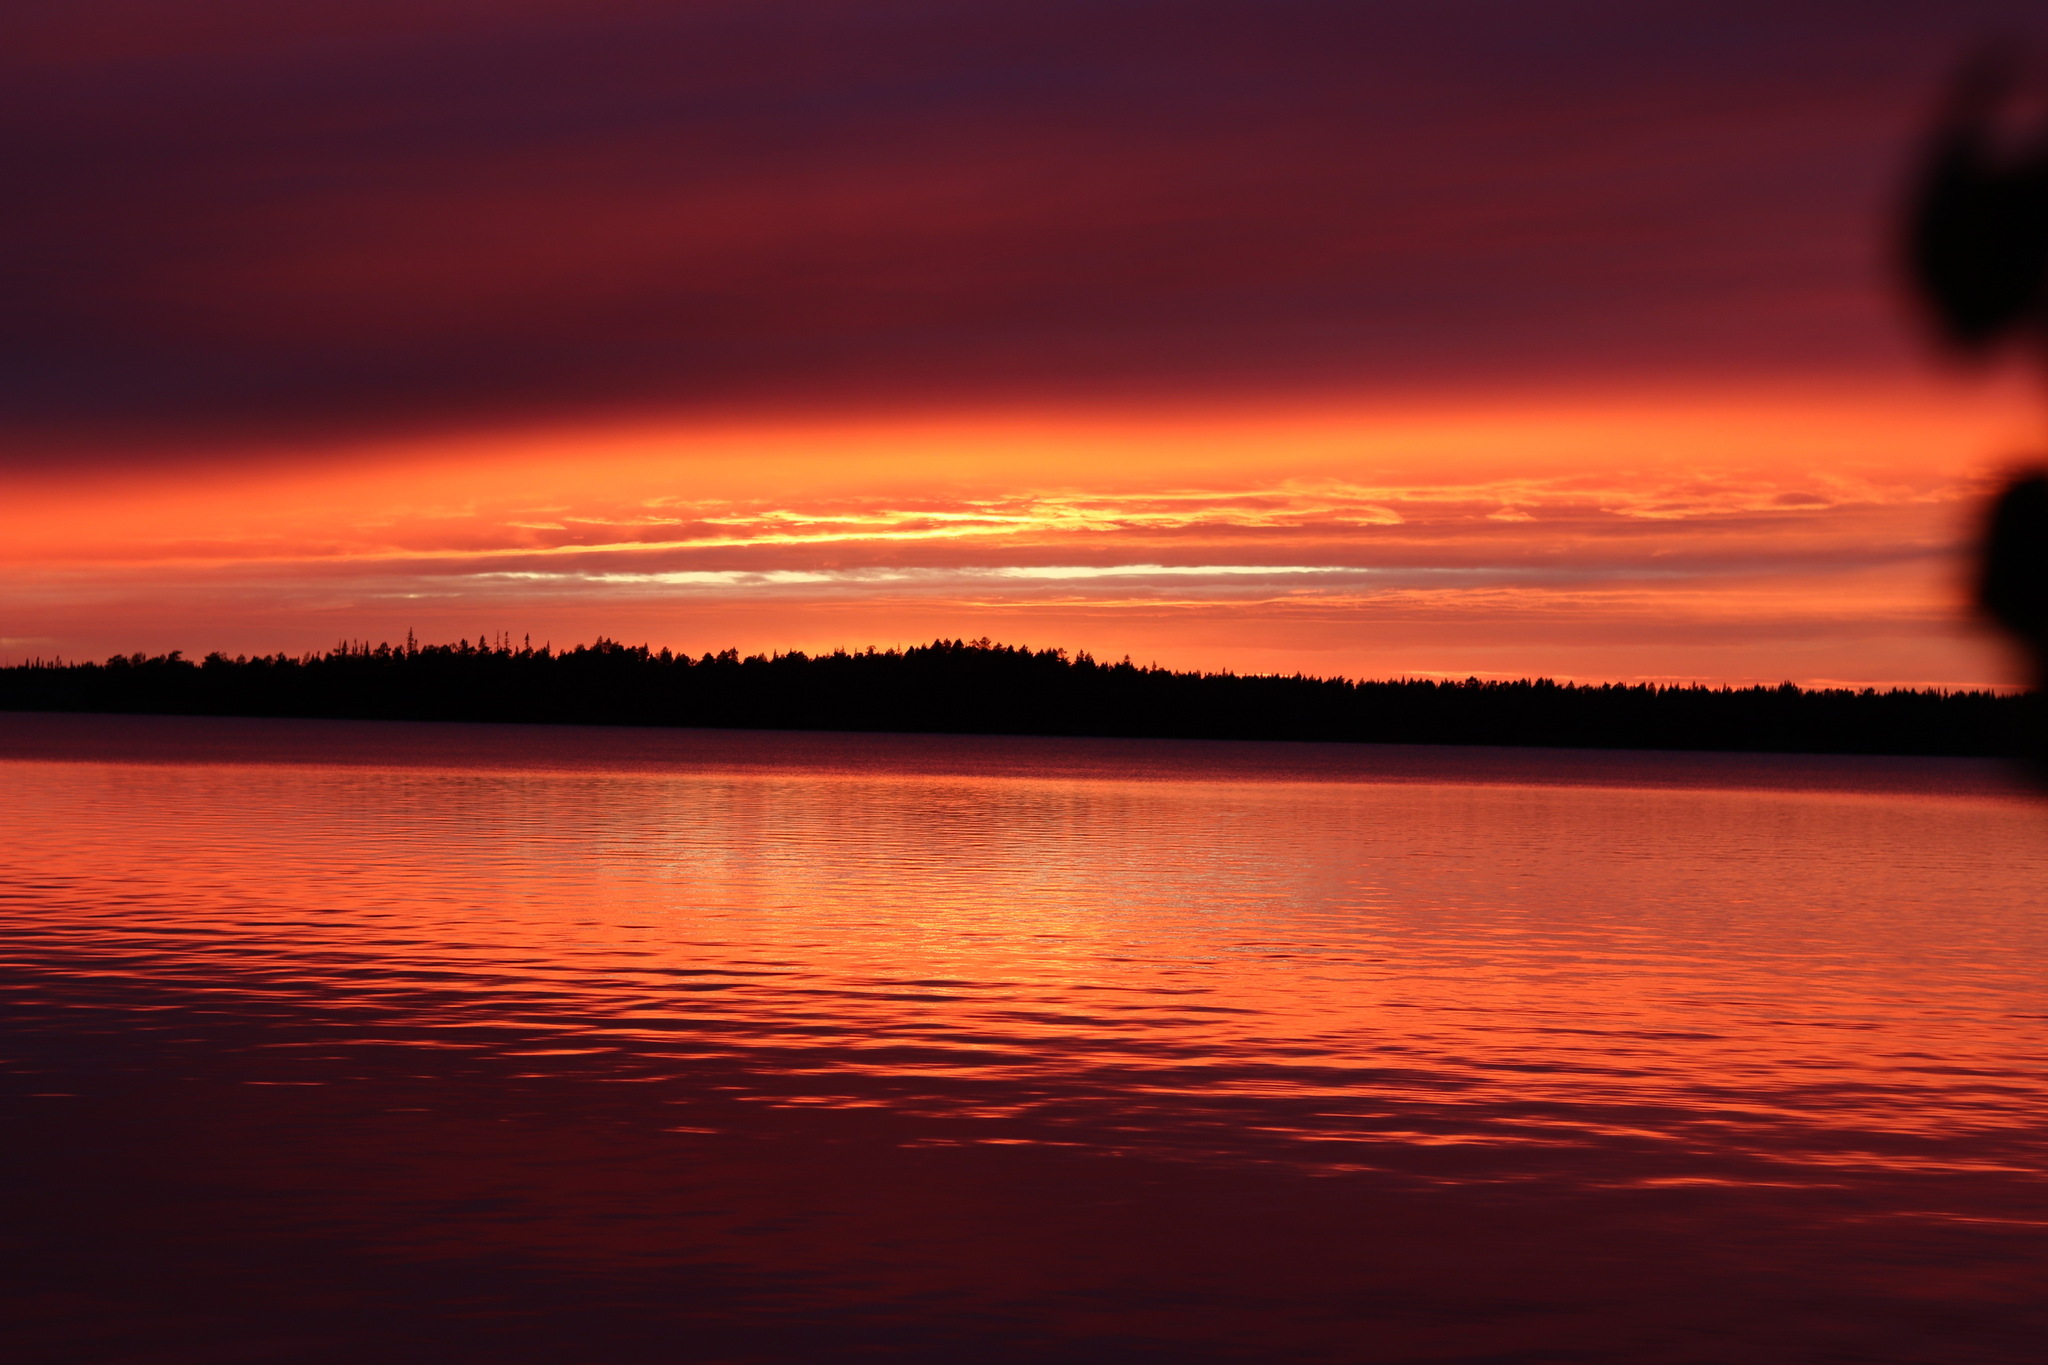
[0,636,2026,758]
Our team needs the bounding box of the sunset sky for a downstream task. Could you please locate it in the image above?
[5,1,2046,686]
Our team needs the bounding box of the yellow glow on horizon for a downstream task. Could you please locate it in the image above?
[2,379,2040,686]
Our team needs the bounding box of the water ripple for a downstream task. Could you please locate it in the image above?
[5,715,2048,1362]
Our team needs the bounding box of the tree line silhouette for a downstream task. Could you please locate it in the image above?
[0,635,2025,756]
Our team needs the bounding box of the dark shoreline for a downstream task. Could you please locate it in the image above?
[1,712,2020,809]
[0,636,2024,759]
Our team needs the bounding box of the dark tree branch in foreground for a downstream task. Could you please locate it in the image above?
[0,636,2025,758]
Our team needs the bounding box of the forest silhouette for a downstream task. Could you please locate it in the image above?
[0,636,2019,757]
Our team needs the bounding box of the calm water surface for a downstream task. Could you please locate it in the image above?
[4,713,2047,1362]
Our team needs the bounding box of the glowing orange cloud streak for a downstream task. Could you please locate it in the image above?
[2,383,2041,687]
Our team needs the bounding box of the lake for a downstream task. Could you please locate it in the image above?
[4,712,2046,1363]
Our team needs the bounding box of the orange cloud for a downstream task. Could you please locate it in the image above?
[2,383,2039,687]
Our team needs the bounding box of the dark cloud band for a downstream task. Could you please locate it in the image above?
[0,0,2037,464]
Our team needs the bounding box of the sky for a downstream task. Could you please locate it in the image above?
[5,0,2047,686]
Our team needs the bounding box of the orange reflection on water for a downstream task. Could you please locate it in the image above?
[5,715,2048,1361]
[7,717,2046,1165]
